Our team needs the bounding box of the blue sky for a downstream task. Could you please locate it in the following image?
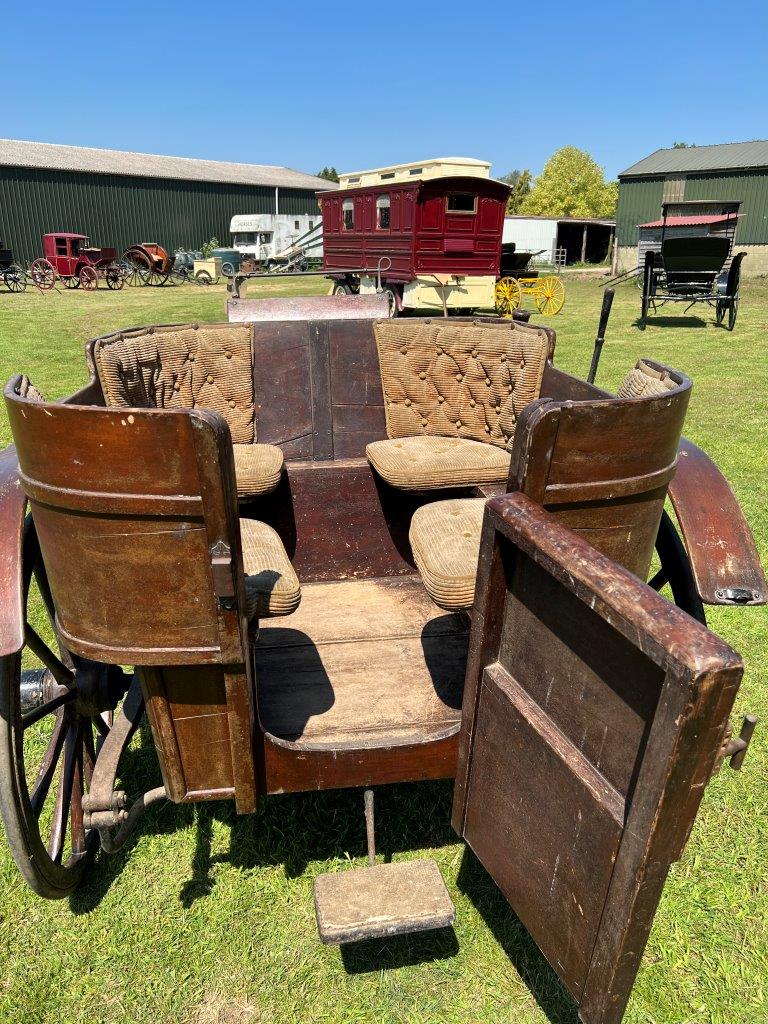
[3,1,766,181]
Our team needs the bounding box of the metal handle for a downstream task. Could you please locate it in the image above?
[587,288,615,384]
[723,714,758,771]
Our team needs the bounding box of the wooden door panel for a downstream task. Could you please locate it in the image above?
[453,493,743,1024]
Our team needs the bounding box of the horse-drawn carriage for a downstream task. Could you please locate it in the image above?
[121,242,175,287]
[29,233,125,291]
[0,238,27,293]
[494,244,566,317]
[0,311,764,1024]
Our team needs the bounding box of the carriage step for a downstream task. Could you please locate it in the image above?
[314,858,455,945]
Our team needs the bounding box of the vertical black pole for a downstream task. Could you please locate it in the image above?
[587,288,615,384]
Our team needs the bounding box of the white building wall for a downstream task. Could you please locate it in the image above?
[502,217,558,261]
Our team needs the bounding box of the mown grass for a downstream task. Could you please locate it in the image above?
[0,276,766,1024]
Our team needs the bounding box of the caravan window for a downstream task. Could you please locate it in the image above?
[376,195,390,230]
[343,199,354,231]
[446,193,477,214]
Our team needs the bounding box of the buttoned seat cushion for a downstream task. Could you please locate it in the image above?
[366,436,511,490]
[240,518,301,619]
[233,444,284,497]
[409,498,486,610]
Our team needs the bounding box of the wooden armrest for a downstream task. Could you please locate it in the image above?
[668,438,767,606]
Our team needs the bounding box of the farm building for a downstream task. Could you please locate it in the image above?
[616,140,768,273]
[0,139,336,263]
[502,215,615,266]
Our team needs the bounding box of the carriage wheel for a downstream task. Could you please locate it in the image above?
[382,286,399,318]
[79,266,99,291]
[170,268,188,286]
[194,270,213,286]
[0,518,127,898]
[123,254,151,287]
[728,297,738,331]
[5,267,27,293]
[64,275,80,290]
[30,259,56,290]
[495,277,522,318]
[105,267,124,290]
[150,269,171,287]
[715,299,726,325]
[534,276,565,316]
[332,282,352,296]
[649,511,706,625]
[221,262,235,277]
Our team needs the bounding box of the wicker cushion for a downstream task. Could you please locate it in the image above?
[233,444,284,497]
[409,498,485,610]
[617,360,678,399]
[240,518,301,619]
[93,324,255,443]
[366,436,510,490]
[374,320,549,450]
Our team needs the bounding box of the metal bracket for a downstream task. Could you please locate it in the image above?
[210,540,236,610]
[715,587,762,605]
[714,714,758,775]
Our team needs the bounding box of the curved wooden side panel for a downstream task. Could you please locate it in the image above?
[0,445,25,657]
[668,438,767,605]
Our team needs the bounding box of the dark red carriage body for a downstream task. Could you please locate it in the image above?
[319,176,508,283]
[42,233,117,279]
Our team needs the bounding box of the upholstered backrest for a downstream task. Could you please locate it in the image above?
[374,320,551,450]
[93,323,255,443]
[617,359,678,399]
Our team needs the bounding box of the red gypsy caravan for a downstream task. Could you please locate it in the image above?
[319,157,511,316]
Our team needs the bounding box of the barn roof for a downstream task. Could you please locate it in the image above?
[0,138,337,191]
[638,213,741,228]
[619,140,768,178]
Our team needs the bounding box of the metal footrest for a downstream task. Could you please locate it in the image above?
[314,858,455,945]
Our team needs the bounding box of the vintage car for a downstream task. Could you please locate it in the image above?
[0,312,763,1024]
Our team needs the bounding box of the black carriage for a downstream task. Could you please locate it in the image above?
[638,202,745,330]
[0,238,27,293]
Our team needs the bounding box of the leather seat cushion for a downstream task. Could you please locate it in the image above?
[240,518,301,619]
[409,498,486,610]
[366,436,510,491]
[233,444,284,497]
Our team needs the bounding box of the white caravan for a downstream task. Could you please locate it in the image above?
[229,213,323,265]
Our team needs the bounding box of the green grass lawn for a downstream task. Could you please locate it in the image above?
[0,277,766,1024]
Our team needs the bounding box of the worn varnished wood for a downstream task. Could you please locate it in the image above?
[0,445,25,657]
[453,493,743,1024]
[667,438,767,605]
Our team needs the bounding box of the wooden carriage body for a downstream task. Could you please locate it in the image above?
[1,314,765,1024]
[41,232,118,278]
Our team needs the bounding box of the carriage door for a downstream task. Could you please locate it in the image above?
[451,494,742,1024]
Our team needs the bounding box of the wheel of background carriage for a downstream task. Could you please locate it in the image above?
[650,510,706,625]
[221,262,235,277]
[727,297,738,331]
[382,286,399,317]
[105,266,124,290]
[0,517,128,898]
[494,277,522,318]
[5,267,27,293]
[64,274,80,289]
[170,268,188,286]
[79,266,99,291]
[194,270,213,286]
[30,258,56,290]
[332,282,352,296]
[715,299,726,325]
[150,269,171,287]
[534,275,565,316]
[123,254,151,287]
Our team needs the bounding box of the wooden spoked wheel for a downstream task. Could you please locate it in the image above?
[4,267,27,292]
[534,275,565,315]
[79,266,99,291]
[194,270,213,286]
[727,298,738,331]
[124,254,151,287]
[64,274,80,289]
[105,266,125,290]
[0,519,125,898]
[150,269,171,287]
[30,258,56,290]
[494,277,522,318]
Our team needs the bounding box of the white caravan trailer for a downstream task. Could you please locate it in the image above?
[229,214,323,266]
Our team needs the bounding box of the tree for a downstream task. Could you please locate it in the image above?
[672,141,696,148]
[520,147,617,218]
[316,166,339,182]
[499,169,532,214]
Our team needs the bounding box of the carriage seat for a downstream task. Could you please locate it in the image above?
[91,324,284,499]
[409,360,685,611]
[365,319,551,491]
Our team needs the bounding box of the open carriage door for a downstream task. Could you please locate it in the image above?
[452,493,743,1024]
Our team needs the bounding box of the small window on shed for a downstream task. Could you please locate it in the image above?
[309,220,314,230]
[409,167,423,176]
[381,172,395,180]
[446,193,477,214]
[294,220,300,230]
[343,199,354,231]
[347,176,361,184]
[376,195,391,230]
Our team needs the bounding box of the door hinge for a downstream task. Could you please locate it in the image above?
[210,540,236,610]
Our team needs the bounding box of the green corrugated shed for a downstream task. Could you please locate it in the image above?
[0,166,321,263]
[617,141,768,248]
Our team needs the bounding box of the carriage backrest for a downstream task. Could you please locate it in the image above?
[373,319,553,450]
[91,323,255,443]
[661,235,730,274]
[4,376,248,668]
[510,360,692,580]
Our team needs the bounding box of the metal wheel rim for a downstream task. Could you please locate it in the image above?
[495,277,522,318]
[534,276,565,315]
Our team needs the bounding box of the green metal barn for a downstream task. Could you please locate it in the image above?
[0,139,335,263]
[616,140,768,274]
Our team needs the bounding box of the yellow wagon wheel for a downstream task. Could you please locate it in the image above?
[495,277,522,318]
[534,275,565,316]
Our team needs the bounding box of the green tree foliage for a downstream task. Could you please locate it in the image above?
[520,147,617,218]
[316,166,340,182]
[672,141,696,148]
[200,236,219,258]
[499,169,532,214]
